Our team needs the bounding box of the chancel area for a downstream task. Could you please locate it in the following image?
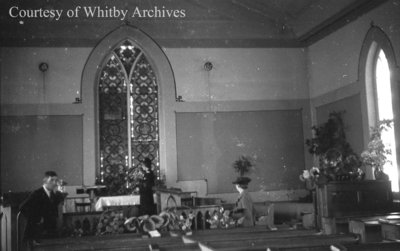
[1,0,400,250]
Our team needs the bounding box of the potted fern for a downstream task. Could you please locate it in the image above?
[232,155,253,177]
[360,119,393,180]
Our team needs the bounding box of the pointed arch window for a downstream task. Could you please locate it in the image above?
[98,40,159,195]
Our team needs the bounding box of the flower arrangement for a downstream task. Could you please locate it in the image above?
[206,207,236,229]
[120,208,196,235]
[232,155,253,177]
[300,150,364,188]
[126,166,146,192]
[360,119,393,180]
[160,208,195,232]
[96,209,126,235]
[304,111,364,183]
[95,206,243,236]
[299,167,321,190]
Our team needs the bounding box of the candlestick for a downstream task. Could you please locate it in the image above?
[100,151,104,168]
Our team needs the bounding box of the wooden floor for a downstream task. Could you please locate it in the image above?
[29,225,400,251]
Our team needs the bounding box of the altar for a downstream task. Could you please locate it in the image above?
[63,195,144,236]
[95,195,141,211]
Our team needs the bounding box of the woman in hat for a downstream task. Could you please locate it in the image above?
[232,176,255,227]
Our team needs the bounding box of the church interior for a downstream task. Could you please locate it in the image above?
[1,0,400,250]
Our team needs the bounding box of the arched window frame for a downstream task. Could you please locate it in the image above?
[81,25,176,186]
[360,26,400,191]
[97,40,160,195]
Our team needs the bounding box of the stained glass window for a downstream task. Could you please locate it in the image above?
[98,40,159,195]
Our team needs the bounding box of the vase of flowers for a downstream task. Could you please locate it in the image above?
[299,166,321,190]
[360,120,393,180]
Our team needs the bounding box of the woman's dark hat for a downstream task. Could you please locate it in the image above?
[232,177,251,185]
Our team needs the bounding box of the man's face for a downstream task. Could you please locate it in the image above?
[44,176,58,190]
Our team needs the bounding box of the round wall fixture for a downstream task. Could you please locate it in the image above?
[39,62,49,72]
[204,61,213,71]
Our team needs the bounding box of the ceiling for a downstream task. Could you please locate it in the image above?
[0,0,389,47]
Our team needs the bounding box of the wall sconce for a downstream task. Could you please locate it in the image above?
[204,61,213,71]
[74,85,82,103]
[38,62,49,103]
[74,97,82,104]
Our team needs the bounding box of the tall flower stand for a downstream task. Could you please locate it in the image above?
[303,180,319,230]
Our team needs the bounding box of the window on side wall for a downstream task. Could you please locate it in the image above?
[373,48,398,192]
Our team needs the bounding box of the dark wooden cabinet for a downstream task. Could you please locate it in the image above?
[316,180,393,234]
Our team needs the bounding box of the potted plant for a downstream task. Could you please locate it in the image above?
[232,155,253,177]
[360,119,393,180]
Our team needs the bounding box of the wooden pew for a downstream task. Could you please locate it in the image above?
[316,181,394,234]
[32,228,317,251]
[330,242,400,251]
[191,225,273,235]
[150,227,305,251]
[268,242,400,251]
[148,243,200,251]
[32,228,311,251]
[182,229,318,243]
[31,226,275,251]
[349,214,400,243]
[32,228,359,251]
[158,229,316,251]
[32,233,185,251]
[196,233,359,251]
[379,218,400,241]
[268,246,333,251]
[77,242,200,251]
[33,225,272,250]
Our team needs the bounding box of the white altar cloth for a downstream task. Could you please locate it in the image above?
[95,195,140,211]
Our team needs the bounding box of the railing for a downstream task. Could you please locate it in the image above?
[1,210,8,251]
[63,211,103,236]
[16,211,21,251]
[172,205,222,230]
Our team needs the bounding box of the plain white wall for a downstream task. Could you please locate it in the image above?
[308,0,400,98]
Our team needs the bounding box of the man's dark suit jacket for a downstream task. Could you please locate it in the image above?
[19,187,64,239]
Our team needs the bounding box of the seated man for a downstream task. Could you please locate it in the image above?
[19,171,66,245]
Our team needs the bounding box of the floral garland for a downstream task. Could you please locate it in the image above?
[96,208,196,235]
[96,206,242,236]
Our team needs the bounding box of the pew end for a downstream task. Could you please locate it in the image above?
[148,243,160,251]
[329,243,347,251]
[255,203,276,230]
[199,242,216,251]
[182,235,197,244]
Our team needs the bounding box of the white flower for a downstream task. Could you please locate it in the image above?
[302,170,311,179]
[310,167,320,175]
